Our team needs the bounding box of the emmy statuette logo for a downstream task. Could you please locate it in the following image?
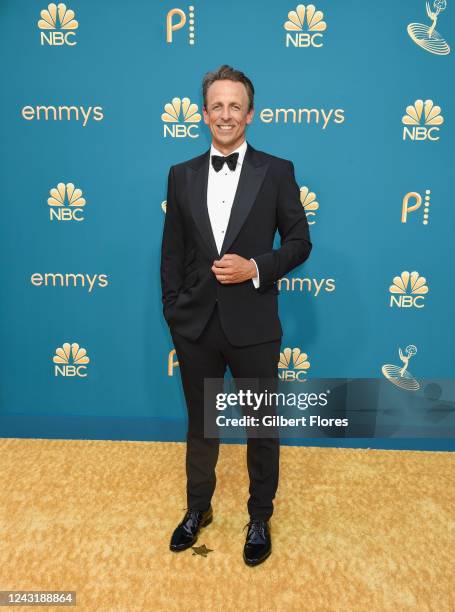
[382,345,420,390]
[284,4,327,47]
[402,190,431,225]
[162,97,201,138]
[278,347,310,381]
[389,271,429,308]
[38,3,78,46]
[53,342,89,377]
[402,99,444,141]
[166,5,195,44]
[407,1,450,55]
[48,183,86,221]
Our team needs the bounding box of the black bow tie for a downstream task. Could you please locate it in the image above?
[211,152,239,172]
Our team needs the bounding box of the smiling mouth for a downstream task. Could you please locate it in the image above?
[216,125,235,131]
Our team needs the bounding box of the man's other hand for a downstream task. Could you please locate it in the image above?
[211,254,256,284]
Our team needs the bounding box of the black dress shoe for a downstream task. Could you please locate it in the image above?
[169,505,213,552]
[243,519,271,566]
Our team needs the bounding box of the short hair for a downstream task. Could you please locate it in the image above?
[202,64,255,112]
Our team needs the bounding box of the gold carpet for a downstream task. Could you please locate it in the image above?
[0,438,454,611]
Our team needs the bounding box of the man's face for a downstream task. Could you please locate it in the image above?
[203,79,254,153]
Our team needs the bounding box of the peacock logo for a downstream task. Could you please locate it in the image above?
[401,190,431,225]
[162,97,201,139]
[53,342,89,377]
[402,99,443,141]
[284,4,327,47]
[38,3,78,45]
[278,347,310,381]
[300,186,319,224]
[168,349,179,376]
[389,271,428,308]
[48,183,86,221]
[166,6,195,45]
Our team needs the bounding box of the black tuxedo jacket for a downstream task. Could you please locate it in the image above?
[160,143,312,346]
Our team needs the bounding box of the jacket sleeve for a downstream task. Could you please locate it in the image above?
[252,160,312,286]
[160,165,184,311]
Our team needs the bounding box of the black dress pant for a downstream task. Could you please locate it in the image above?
[170,303,281,521]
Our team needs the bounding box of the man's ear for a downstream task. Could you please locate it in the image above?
[246,107,255,125]
[202,106,209,125]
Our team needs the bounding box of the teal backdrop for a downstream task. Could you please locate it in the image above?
[0,1,454,450]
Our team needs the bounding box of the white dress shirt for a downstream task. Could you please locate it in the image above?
[207,140,260,288]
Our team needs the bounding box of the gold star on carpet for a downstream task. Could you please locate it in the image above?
[191,544,214,557]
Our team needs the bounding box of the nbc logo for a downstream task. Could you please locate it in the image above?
[284,4,327,48]
[168,349,179,375]
[402,190,431,225]
[53,342,89,377]
[162,97,201,138]
[48,183,86,221]
[407,0,450,56]
[166,6,196,45]
[389,271,428,308]
[38,3,78,46]
[300,186,319,224]
[278,347,310,381]
[402,99,443,141]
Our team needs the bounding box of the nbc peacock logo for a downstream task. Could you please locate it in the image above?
[284,4,327,48]
[162,97,201,139]
[38,3,78,46]
[407,1,450,56]
[402,99,443,141]
[47,182,86,222]
[278,347,310,381]
[53,342,89,377]
[389,271,429,308]
[300,186,319,224]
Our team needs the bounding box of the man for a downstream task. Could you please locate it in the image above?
[160,65,312,566]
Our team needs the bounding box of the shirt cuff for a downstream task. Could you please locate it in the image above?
[250,258,260,289]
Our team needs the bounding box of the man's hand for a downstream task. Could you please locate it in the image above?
[211,254,257,284]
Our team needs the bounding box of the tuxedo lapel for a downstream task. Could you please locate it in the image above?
[219,144,269,257]
[186,143,269,260]
[186,149,219,258]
